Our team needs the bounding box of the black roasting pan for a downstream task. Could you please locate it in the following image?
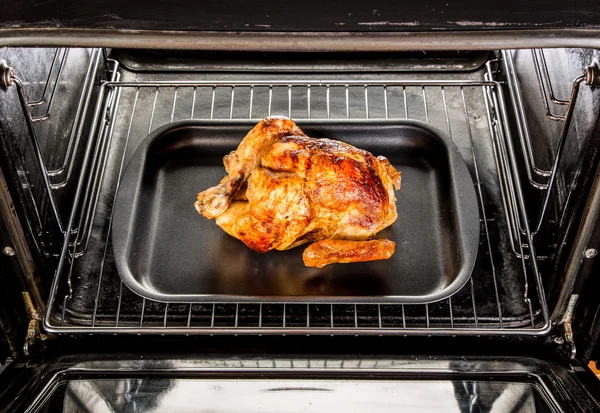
[112,120,479,304]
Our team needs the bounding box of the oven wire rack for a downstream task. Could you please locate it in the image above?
[5,49,595,335]
[44,76,550,335]
[502,50,599,237]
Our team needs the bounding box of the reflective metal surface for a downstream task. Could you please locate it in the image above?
[41,378,549,413]
[0,47,104,261]
[3,356,593,413]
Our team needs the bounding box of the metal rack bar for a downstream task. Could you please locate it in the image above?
[345,85,350,119]
[288,85,292,118]
[503,51,598,242]
[211,87,216,119]
[43,76,550,336]
[140,298,146,327]
[502,51,551,189]
[470,279,479,329]
[495,84,550,327]
[94,303,540,330]
[326,85,330,118]
[484,80,536,323]
[399,307,407,327]
[171,87,178,122]
[533,75,587,234]
[249,86,254,119]
[186,302,192,328]
[0,49,104,258]
[72,68,122,256]
[364,86,369,118]
[149,88,159,132]
[448,297,454,328]
[441,86,450,134]
[29,48,69,122]
[260,304,264,328]
[485,62,529,258]
[307,86,311,119]
[383,86,389,119]
[48,49,102,185]
[210,304,216,328]
[191,87,197,119]
[103,80,499,87]
[532,49,569,121]
[43,83,108,324]
[422,87,429,123]
[116,281,124,327]
[230,86,236,119]
[90,86,139,325]
[330,305,334,328]
[305,304,309,328]
[26,48,63,108]
[68,61,120,253]
[267,86,272,117]
[9,76,64,234]
[402,87,408,118]
[535,50,570,106]
[45,323,550,335]
[461,87,503,327]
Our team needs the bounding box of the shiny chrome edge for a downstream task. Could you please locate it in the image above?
[2,29,600,50]
[42,323,553,335]
[14,356,583,413]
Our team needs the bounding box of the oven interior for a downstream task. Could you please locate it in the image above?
[1,47,600,343]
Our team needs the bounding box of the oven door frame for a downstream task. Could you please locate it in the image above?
[1,354,599,413]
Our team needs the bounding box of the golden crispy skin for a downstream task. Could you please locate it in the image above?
[196,117,401,267]
[216,168,311,253]
[195,117,304,219]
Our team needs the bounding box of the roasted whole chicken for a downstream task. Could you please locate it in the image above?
[195,117,401,268]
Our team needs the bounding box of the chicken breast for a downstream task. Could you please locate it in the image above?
[195,117,401,267]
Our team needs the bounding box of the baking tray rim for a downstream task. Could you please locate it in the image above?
[112,118,480,304]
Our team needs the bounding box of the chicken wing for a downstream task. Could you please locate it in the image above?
[195,117,304,219]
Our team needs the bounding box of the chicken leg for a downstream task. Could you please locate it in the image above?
[302,239,395,268]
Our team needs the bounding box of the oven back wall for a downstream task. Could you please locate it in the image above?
[3,0,600,32]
